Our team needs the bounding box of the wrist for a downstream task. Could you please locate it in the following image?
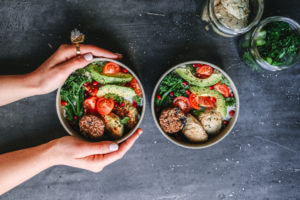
[22,72,43,96]
[37,140,62,167]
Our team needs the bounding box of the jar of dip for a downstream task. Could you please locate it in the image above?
[239,16,300,71]
[202,0,264,37]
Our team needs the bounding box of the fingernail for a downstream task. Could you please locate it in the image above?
[84,53,93,61]
[114,53,123,59]
[138,129,143,135]
[109,143,119,151]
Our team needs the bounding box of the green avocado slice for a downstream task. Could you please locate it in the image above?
[97,85,136,98]
[189,86,227,117]
[175,68,222,87]
[88,63,133,84]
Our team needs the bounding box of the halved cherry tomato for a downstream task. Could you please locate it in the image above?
[96,97,114,115]
[130,78,142,96]
[103,62,121,75]
[61,100,67,106]
[196,65,213,79]
[189,94,214,109]
[83,84,98,97]
[197,96,215,108]
[172,96,191,113]
[214,82,230,97]
[189,94,200,110]
[84,97,98,113]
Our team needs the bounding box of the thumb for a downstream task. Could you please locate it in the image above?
[58,53,93,74]
[76,141,119,158]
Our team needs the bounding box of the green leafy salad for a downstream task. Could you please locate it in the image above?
[60,60,143,140]
[154,63,237,143]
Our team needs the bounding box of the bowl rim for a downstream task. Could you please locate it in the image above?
[56,58,146,143]
[151,60,240,149]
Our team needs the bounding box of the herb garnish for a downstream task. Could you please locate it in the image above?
[120,117,129,125]
[191,107,206,117]
[257,21,300,66]
[104,93,124,103]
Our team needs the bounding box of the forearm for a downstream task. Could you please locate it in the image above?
[0,142,55,195]
[0,73,40,106]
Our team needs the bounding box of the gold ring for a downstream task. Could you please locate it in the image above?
[75,43,80,55]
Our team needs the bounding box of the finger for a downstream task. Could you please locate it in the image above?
[76,141,119,158]
[101,128,143,166]
[48,44,122,66]
[55,53,93,74]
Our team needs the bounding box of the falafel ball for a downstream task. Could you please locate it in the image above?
[159,107,186,133]
[79,114,105,139]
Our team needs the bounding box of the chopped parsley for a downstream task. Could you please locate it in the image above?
[104,93,123,103]
[191,107,206,117]
[225,97,236,107]
[120,117,129,124]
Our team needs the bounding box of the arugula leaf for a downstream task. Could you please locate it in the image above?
[120,117,129,124]
[133,95,142,105]
[60,73,90,127]
[156,72,188,107]
[225,98,236,106]
[191,107,206,117]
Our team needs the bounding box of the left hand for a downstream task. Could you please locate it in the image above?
[29,44,122,94]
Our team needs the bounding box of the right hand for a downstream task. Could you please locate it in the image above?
[48,128,142,172]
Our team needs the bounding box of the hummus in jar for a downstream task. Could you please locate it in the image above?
[214,0,250,29]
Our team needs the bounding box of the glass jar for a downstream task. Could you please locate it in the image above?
[239,16,300,71]
[202,0,264,37]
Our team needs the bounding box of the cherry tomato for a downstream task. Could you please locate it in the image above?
[132,101,137,108]
[61,100,67,106]
[209,86,214,90]
[103,62,121,75]
[182,81,188,86]
[214,82,230,97]
[210,97,216,103]
[170,91,174,97]
[196,65,213,79]
[84,97,98,113]
[156,95,162,100]
[229,110,235,116]
[121,68,128,73]
[185,90,191,95]
[83,84,98,97]
[92,81,99,86]
[189,94,214,109]
[172,96,191,113]
[192,63,205,68]
[130,78,142,96]
[120,102,125,107]
[96,97,114,115]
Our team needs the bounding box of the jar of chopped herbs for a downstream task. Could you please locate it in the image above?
[239,16,300,71]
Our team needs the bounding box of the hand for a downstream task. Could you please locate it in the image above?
[29,44,122,94]
[48,128,142,172]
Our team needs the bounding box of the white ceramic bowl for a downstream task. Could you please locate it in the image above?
[56,58,146,143]
[151,61,240,149]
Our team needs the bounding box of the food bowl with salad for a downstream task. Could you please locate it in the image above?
[152,61,239,149]
[56,58,145,143]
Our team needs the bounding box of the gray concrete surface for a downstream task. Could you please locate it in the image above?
[0,0,299,199]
